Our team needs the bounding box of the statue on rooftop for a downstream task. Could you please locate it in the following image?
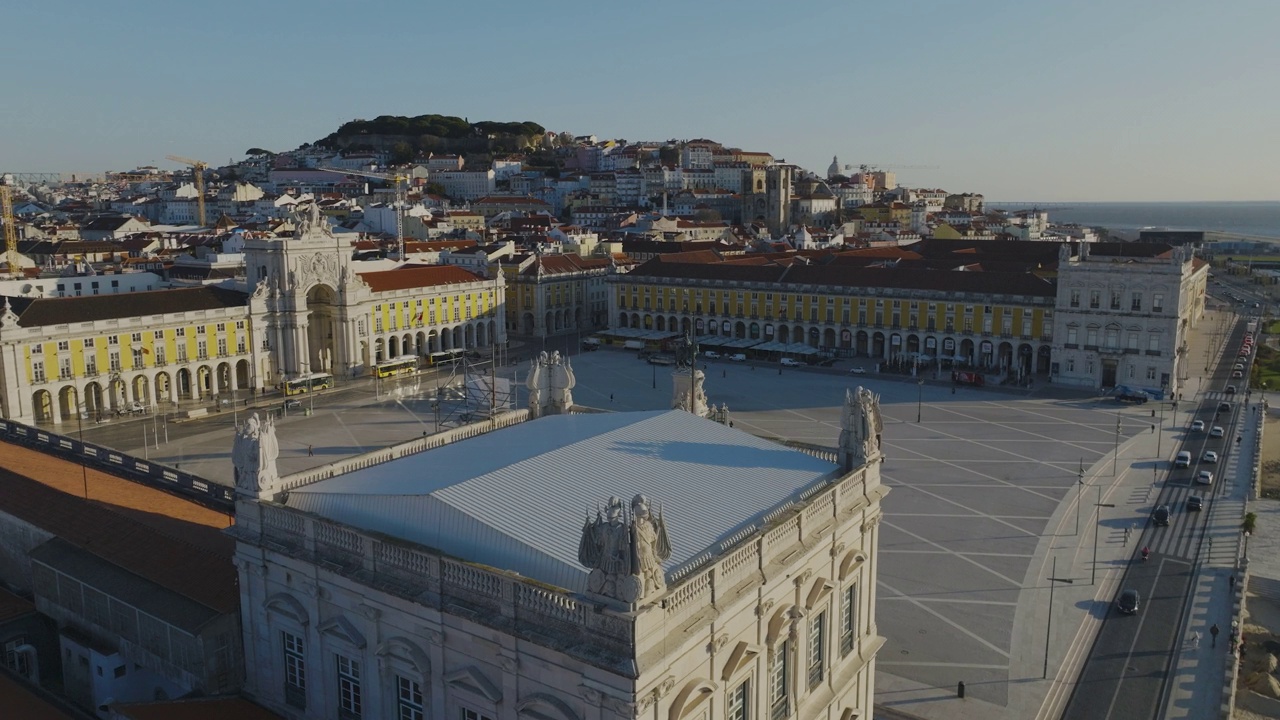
[578,494,672,605]
[232,412,280,499]
[839,386,882,468]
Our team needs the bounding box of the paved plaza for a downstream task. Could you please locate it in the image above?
[81,347,1174,717]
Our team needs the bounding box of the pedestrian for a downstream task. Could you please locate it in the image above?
[1211,623,1220,647]
[610,393,614,402]
[1191,631,1200,650]
[307,444,314,456]
[1230,575,1236,591]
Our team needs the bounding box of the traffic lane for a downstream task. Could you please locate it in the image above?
[1063,556,1193,720]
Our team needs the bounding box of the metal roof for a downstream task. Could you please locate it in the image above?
[287,410,838,593]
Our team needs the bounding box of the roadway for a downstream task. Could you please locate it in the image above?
[1061,312,1250,720]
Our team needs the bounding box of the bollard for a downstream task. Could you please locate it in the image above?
[957,681,965,699]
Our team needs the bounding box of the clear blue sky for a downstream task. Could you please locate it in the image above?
[5,0,1277,201]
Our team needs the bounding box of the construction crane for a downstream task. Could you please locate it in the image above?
[317,167,410,260]
[165,154,209,227]
[1,174,22,278]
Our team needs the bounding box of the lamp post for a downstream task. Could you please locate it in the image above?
[1244,531,1251,561]
[652,360,656,389]
[917,379,924,423]
[1075,469,1083,536]
[1094,488,1116,585]
[1044,556,1074,678]
[1113,414,1122,476]
[75,396,89,500]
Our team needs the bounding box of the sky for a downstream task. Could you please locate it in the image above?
[4,0,1278,202]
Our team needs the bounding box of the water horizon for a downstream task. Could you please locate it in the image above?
[987,200,1280,239]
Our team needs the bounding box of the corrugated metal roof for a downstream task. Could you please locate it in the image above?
[288,410,837,593]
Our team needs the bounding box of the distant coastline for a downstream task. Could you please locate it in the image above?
[988,201,1280,240]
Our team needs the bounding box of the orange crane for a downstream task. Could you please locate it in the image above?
[165,154,209,226]
[1,174,21,277]
[317,167,410,259]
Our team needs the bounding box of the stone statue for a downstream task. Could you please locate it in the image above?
[839,386,882,468]
[528,351,575,418]
[1058,242,1070,263]
[578,494,672,604]
[232,412,280,499]
[675,331,698,369]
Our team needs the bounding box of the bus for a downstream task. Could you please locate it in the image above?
[282,373,334,396]
[427,349,465,367]
[375,357,418,378]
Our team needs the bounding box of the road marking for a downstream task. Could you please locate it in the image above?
[878,579,1012,659]
[881,519,1029,586]
[878,661,1010,669]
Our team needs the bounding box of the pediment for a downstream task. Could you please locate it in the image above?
[317,614,366,649]
[445,666,502,703]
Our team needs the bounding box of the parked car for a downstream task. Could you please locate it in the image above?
[780,357,803,367]
[1115,388,1149,404]
[1175,451,1192,468]
[127,401,147,415]
[703,350,721,359]
[1210,426,1225,438]
[729,353,747,362]
[1152,505,1171,526]
[1233,363,1245,372]
[1116,589,1140,614]
[849,367,867,374]
[1191,420,1206,432]
[1202,450,1219,464]
[1196,470,1215,485]
[1186,494,1204,511]
[284,399,302,410]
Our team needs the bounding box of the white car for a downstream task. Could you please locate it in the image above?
[849,367,867,374]
[703,350,721,359]
[1202,450,1219,464]
[1196,470,1214,485]
[127,401,147,414]
[1174,451,1192,468]
[729,353,747,362]
[1191,420,1206,432]
[1210,425,1225,438]
[780,358,803,367]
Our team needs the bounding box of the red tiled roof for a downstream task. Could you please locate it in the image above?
[0,463,237,615]
[358,265,487,292]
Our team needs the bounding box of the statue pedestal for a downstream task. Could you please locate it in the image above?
[671,369,709,417]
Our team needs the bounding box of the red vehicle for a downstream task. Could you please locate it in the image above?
[952,371,985,387]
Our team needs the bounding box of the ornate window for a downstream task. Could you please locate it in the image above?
[282,631,306,709]
[336,654,361,718]
[808,611,826,687]
[728,678,751,720]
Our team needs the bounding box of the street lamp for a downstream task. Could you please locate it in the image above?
[1113,414,1122,476]
[1044,556,1074,678]
[916,379,924,423]
[1074,468,1083,536]
[1094,488,1116,585]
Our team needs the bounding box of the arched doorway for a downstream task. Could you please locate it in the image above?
[959,338,975,365]
[196,365,213,398]
[464,324,475,349]
[477,323,488,347]
[872,332,885,358]
[306,285,339,375]
[1037,345,1052,374]
[33,390,54,424]
[656,316,666,332]
[618,312,629,328]
[236,359,251,389]
[217,362,233,393]
[427,330,439,353]
[856,330,869,356]
[807,327,820,347]
[156,372,172,403]
[452,326,463,349]
[374,338,386,362]
[132,375,151,406]
[823,328,836,348]
[389,336,400,358]
[85,382,104,418]
[416,331,427,355]
[523,313,535,335]
[57,387,78,424]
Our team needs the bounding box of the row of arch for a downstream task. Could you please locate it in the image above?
[517,308,584,336]
[616,313,1053,372]
[370,320,497,364]
[31,359,252,425]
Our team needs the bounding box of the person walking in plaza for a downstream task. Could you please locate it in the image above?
[1230,574,1236,591]
[1211,623,1220,647]
[307,444,314,456]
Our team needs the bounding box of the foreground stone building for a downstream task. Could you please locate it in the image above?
[230,389,886,720]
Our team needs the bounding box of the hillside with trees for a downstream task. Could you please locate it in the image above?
[316,114,546,162]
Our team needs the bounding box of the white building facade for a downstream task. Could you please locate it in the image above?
[1051,243,1207,395]
[231,403,886,720]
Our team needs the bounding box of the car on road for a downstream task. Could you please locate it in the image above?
[1202,450,1219,464]
[1116,589,1140,614]
[1234,363,1245,372]
[849,367,866,374]
[1210,425,1225,438]
[1232,371,1244,379]
[1115,388,1149,403]
[1175,450,1192,468]
[1225,385,1237,395]
[780,357,803,367]
[1218,402,1232,413]
[283,399,302,410]
[703,350,721,360]
[1186,494,1204,511]
[1152,505,1171,526]
[127,401,147,415]
[728,353,747,362]
[1197,470,1215,485]
[1191,420,1206,432]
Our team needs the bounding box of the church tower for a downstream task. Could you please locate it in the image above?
[764,165,793,236]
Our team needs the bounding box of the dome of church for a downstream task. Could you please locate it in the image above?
[827,156,841,179]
